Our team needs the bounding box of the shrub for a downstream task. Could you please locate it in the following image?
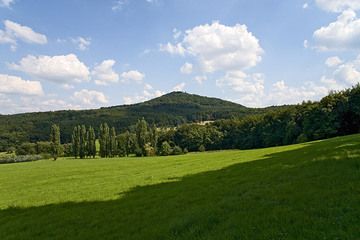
[198,144,206,152]
[172,146,183,155]
[183,148,189,154]
[160,141,172,156]
[0,154,43,164]
[134,147,143,157]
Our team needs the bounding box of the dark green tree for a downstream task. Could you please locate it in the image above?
[50,124,61,160]
[88,126,96,158]
[110,127,117,157]
[135,118,149,156]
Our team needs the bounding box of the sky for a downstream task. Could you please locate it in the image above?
[1,0,360,114]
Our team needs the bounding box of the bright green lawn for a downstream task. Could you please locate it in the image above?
[0,134,360,239]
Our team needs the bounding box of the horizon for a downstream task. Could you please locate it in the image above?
[1,0,360,114]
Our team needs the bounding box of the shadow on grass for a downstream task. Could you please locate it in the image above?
[1,135,360,240]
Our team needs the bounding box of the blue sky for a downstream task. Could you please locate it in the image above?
[1,0,360,113]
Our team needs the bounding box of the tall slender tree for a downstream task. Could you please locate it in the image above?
[88,126,96,158]
[79,125,87,159]
[150,124,158,154]
[135,118,149,156]
[99,123,110,158]
[110,127,117,157]
[71,126,80,158]
[50,124,61,161]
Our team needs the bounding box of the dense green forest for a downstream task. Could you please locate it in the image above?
[0,92,282,152]
[5,85,360,161]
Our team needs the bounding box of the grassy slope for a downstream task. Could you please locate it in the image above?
[0,134,359,239]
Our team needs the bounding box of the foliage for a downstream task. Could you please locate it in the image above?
[50,124,61,161]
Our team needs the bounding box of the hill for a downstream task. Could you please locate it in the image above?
[0,134,359,239]
[0,92,284,150]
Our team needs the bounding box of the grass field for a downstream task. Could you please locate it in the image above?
[0,134,359,239]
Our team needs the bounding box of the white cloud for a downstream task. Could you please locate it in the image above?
[73,89,108,106]
[0,0,14,8]
[325,56,343,67]
[0,20,47,50]
[121,70,145,83]
[0,74,43,96]
[183,22,263,73]
[72,37,91,51]
[123,86,165,105]
[159,42,186,55]
[313,10,360,51]
[303,3,309,9]
[216,71,265,106]
[10,54,90,84]
[303,39,309,49]
[180,62,193,74]
[92,59,119,85]
[173,82,186,91]
[173,28,182,40]
[333,61,360,85]
[315,0,360,12]
[194,75,207,84]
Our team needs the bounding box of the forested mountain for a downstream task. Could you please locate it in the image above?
[0,92,285,151]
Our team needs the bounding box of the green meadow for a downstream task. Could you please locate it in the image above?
[0,134,359,239]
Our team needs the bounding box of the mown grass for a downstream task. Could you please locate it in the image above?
[0,134,359,239]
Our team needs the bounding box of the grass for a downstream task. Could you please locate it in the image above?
[0,134,359,239]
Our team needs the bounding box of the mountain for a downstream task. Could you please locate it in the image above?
[0,92,284,150]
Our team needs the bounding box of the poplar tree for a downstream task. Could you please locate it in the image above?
[79,125,87,159]
[136,118,148,156]
[99,123,110,158]
[50,124,61,161]
[88,126,96,158]
[150,124,158,154]
[110,127,117,157]
[71,126,80,158]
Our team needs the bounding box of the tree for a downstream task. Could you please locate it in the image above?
[71,126,80,158]
[79,125,87,159]
[135,118,149,156]
[88,126,96,158]
[99,123,110,158]
[160,141,171,156]
[149,124,158,154]
[110,127,117,157]
[50,124,61,160]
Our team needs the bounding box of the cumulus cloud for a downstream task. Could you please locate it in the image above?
[73,89,108,106]
[315,0,360,12]
[313,10,360,51]
[172,82,186,91]
[0,74,43,96]
[186,22,262,72]
[121,70,145,83]
[0,20,47,50]
[92,59,119,85]
[72,37,91,50]
[325,56,343,67]
[333,61,360,85]
[216,71,265,106]
[180,62,193,74]
[10,54,90,83]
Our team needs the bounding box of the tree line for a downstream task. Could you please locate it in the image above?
[11,85,360,159]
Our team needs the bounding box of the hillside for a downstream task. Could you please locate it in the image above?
[0,92,282,150]
[0,134,359,239]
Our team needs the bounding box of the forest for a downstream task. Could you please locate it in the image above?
[4,84,359,161]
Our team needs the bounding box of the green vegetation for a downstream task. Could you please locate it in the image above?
[0,134,359,239]
[0,92,269,151]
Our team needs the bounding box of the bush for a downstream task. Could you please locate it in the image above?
[183,148,189,154]
[134,147,143,157]
[16,143,37,156]
[172,146,183,155]
[0,154,43,164]
[160,141,172,156]
[198,144,206,152]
